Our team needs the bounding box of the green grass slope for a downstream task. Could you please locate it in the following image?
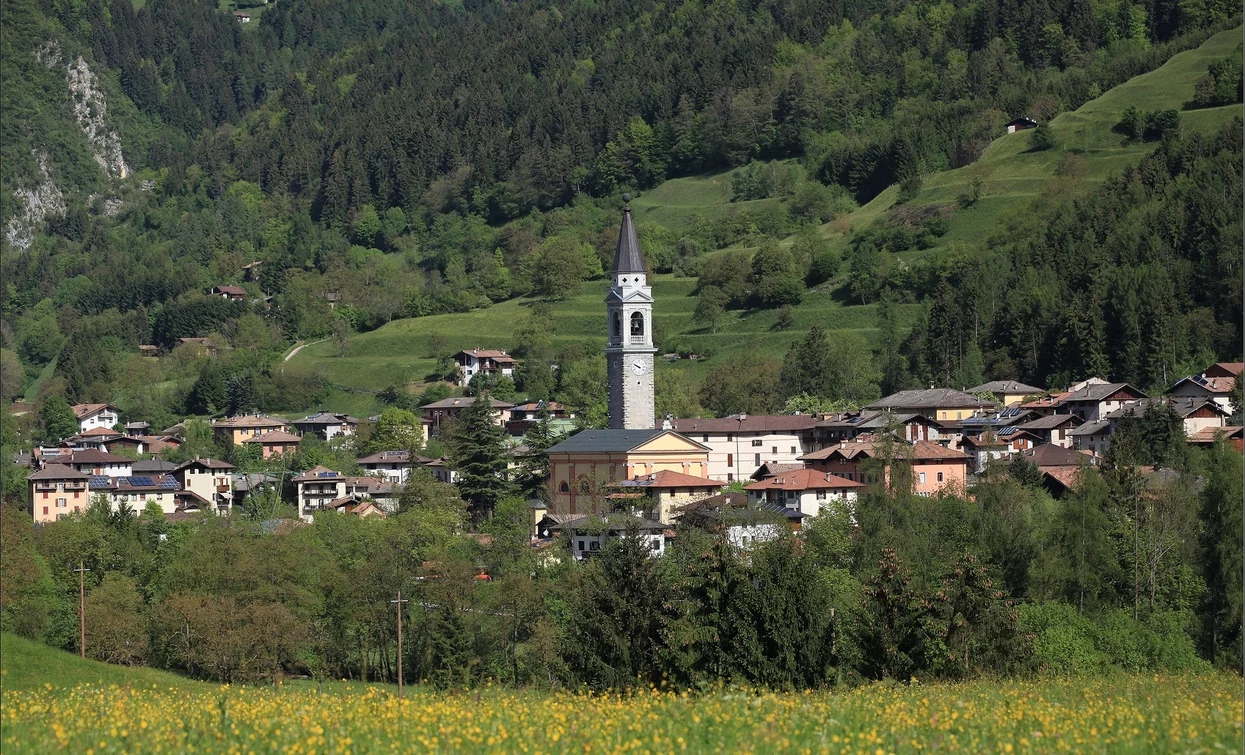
[0,633,200,692]
[290,30,1242,413]
[832,28,1244,260]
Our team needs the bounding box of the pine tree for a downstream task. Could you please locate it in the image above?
[446,392,515,518]
[778,325,831,399]
[518,407,556,497]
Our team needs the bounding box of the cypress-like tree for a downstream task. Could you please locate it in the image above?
[517,407,556,498]
[446,392,514,518]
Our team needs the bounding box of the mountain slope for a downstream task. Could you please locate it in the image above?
[288,29,1242,413]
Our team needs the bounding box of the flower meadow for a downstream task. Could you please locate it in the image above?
[2,673,1241,754]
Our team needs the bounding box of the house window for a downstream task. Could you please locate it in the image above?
[589,541,599,552]
[726,473,734,482]
[703,434,709,442]
[752,439,762,447]
[726,453,733,467]
[790,446,796,454]
[578,540,585,551]
[726,433,733,442]
[42,506,48,516]
[651,539,660,551]
[937,472,944,483]
[772,446,778,454]
[918,472,927,484]
[56,498,67,508]
[754,453,761,466]
[816,491,826,500]
[57,482,65,493]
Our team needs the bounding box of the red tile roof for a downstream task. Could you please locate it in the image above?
[745,468,864,491]
[71,403,117,419]
[241,430,302,444]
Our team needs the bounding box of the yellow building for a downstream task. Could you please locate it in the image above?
[969,380,1045,407]
[546,429,711,516]
[211,414,291,445]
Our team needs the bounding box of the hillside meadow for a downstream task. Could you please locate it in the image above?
[2,635,1241,754]
[286,28,1243,416]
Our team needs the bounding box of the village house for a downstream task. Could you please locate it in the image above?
[211,414,291,445]
[45,449,133,478]
[233,11,251,22]
[65,426,125,451]
[422,396,513,435]
[1067,420,1113,457]
[1005,116,1039,133]
[605,469,725,524]
[1168,362,1241,412]
[1015,413,1083,448]
[71,403,120,434]
[292,412,361,441]
[506,401,575,436]
[173,458,236,512]
[28,465,91,522]
[969,380,1045,407]
[422,457,457,484]
[819,410,965,449]
[356,449,428,484]
[1106,397,1230,438]
[677,492,805,549]
[327,495,388,518]
[292,465,399,522]
[864,388,997,422]
[211,285,248,300]
[1188,426,1244,451]
[123,421,149,436]
[452,349,518,387]
[546,429,711,516]
[545,513,666,560]
[743,468,864,517]
[89,474,208,516]
[1058,382,1147,421]
[799,438,972,496]
[669,414,818,482]
[241,430,302,459]
[1018,443,1094,497]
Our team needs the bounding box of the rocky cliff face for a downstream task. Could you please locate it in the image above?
[4,151,66,250]
[6,41,130,249]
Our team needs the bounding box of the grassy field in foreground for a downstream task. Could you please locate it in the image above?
[1,634,1241,755]
[2,635,1242,754]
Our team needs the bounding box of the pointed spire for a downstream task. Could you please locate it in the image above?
[611,193,645,274]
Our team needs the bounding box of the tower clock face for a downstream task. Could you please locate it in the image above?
[631,360,646,375]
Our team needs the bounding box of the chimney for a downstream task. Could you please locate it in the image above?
[825,472,832,482]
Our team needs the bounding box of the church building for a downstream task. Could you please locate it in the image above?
[546,195,715,520]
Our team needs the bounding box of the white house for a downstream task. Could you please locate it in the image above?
[669,415,818,482]
[677,492,803,551]
[46,449,132,478]
[88,474,208,516]
[452,349,517,387]
[173,458,237,513]
[1167,363,1241,412]
[71,403,120,434]
[546,513,666,560]
[1057,383,1147,421]
[356,450,423,484]
[292,465,399,522]
[292,412,361,441]
[743,468,864,518]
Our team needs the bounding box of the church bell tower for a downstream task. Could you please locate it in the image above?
[605,194,656,430]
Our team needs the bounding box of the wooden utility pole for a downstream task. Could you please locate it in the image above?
[390,591,409,698]
[74,562,90,658]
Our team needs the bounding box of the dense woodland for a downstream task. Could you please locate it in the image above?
[1,0,1242,439]
[2,431,1240,686]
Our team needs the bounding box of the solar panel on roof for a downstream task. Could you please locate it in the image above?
[998,426,1018,436]
[159,478,178,489]
[128,476,154,487]
[91,475,109,487]
[1000,407,1021,418]
[318,471,338,478]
